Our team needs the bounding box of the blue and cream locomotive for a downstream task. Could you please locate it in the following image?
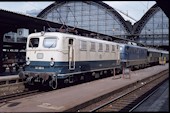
[19,31,121,89]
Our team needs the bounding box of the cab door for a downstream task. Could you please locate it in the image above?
[68,39,75,70]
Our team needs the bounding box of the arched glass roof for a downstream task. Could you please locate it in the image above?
[37,1,131,38]
[133,4,169,46]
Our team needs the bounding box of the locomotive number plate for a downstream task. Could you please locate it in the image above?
[35,66,44,70]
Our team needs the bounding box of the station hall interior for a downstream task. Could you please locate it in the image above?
[0,1,169,74]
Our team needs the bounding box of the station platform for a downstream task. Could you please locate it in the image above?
[0,64,168,112]
[0,75,19,81]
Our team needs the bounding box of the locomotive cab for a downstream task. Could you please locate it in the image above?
[19,32,65,89]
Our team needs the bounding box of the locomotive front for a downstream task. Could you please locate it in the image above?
[19,32,63,89]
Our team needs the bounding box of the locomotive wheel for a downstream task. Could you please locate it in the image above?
[49,77,57,90]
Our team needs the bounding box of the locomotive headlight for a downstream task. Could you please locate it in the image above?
[120,46,123,51]
[26,57,30,65]
[50,58,55,66]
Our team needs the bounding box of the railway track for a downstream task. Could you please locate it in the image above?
[0,77,48,103]
[0,81,50,104]
[129,79,169,112]
[74,69,169,112]
[0,89,42,104]
[0,66,168,112]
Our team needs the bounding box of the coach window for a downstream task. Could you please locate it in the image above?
[117,45,119,50]
[105,44,109,52]
[29,38,39,47]
[80,40,87,51]
[90,42,96,51]
[112,45,115,52]
[98,43,103,52]
[43,37,57,48]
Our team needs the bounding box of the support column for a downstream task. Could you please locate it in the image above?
[0,33,3,73]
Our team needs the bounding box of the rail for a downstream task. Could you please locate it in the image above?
[129,79,169,112]
[0,90,40,104]
[64,69,169,112]
[90,70,168,112]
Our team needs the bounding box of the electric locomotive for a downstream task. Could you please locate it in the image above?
[119,42,148,70]
[19,31,121,89]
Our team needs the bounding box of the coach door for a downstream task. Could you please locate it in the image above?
[68,38,75,70]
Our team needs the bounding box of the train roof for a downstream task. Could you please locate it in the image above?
[147,47,169,54]
[28,31,119,45]
[147,48,162,52]
[160,50,169,54]
[118,42,147,49]
[63,32,119,45]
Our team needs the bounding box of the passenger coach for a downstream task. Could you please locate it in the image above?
[147,48,162,66]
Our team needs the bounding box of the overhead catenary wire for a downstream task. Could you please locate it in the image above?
[114,8,137,22]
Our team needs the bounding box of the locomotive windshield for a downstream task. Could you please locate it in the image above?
[43,37,57,48]
[29,38,39,47]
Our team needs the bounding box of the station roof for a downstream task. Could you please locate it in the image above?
[132,4,160,35]
[37,1,132,33]
[0,8,144,49]
[0,9,62,49]
[0,9,64,34]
